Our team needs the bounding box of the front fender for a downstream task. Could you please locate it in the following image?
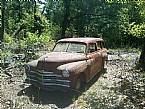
[57,60,88,75]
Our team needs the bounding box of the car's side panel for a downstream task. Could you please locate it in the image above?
[87,52,102,81]
[96,49,104,70]
[97,41,108,68]
[86,42,103,81]
[57,60,89,88]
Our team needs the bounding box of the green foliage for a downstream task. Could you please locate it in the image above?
[25,32,39,46]
[4,33,14,44]
[39,33,51,44]
[1,0,145,47]
[19,32,52,49]
[0,50,12,59]
[44,0,145,47]
[128,23,145,38]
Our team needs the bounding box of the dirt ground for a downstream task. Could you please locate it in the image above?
[0,50,144,109]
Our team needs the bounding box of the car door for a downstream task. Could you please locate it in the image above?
[87,43,102,80]
[97,41,107,68]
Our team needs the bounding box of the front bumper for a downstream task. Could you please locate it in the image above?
[25,69,71,89]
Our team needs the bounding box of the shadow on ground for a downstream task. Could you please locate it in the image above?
[17,69,107,108]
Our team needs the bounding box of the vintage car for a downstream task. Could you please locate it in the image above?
[25,38,107,90]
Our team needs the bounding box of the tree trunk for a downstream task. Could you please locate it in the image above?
[61,0,71,39]
[18,0,21,22]
[139,38,145,70]
[0,0,5,42]
[33,0,37,21]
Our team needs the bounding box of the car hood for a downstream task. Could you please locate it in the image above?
[29,52,87,70]
[38,52,87,62]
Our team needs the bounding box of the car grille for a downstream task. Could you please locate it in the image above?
[26,69,70,88]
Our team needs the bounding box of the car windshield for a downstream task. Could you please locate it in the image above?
[53,42,86,53]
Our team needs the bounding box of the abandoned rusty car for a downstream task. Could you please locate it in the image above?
[25,38,108,90]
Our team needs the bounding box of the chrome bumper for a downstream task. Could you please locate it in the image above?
[26,70,70,88]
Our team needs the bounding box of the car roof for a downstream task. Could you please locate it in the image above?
[57,37,103,44]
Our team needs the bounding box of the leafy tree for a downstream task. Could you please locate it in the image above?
[126,1,145,70]
[60,0,71,38]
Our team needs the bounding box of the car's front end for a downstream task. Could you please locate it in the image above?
[25,52,87,90]
[25,60,71,90]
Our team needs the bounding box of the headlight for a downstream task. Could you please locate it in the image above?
[62,69,70,77]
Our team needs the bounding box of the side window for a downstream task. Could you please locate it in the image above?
[89,43,97,53]
[101,42,105,48]
[97,41,102,50]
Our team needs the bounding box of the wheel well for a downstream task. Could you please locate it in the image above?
[80,72,86,82]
